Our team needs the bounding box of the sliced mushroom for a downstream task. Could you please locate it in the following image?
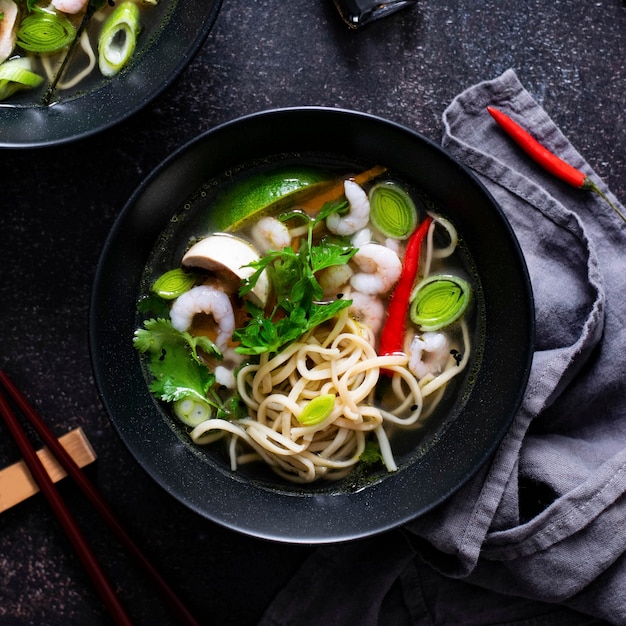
[0,0,18,64]
[182,233,269,307]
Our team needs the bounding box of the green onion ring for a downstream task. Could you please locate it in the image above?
[409,274,471,331]
[17,12,76,54]
[98,2,140,77]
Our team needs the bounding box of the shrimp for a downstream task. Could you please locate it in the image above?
[326,180,370,236]
[408,332,450,379]
[351,228,372,247]
[0,0,18,64]
[215,365,236,390]
[348,291,385,334]
[251,216,291,252]
[169,285,235,351]
[349,243,402,295]
[51,0,88,14]
[317,264,354,297]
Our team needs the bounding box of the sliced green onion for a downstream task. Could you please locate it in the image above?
[0,57,44,101]
[98,1,140,77]
[297,394,335,426]
[17,11,76,53]
[409,274,471,331]
[152,268,196,300]
[173,396,212,427]
[368,181,418,240]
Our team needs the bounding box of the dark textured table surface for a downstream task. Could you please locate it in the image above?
[1,1,625,624]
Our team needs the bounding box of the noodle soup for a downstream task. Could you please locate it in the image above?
[0,0,171,107]
[134,159,484,487]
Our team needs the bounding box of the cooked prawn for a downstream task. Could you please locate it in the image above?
[349,243,402,295]
[408,332,450,379]
[169,285,235,351]
[215,365,236,389]
[317,264,354,297]
[51,0,88,14]
[351,228,372,247]
[348,291,385,334]
[326,180,370,236]
[251,216,291,252]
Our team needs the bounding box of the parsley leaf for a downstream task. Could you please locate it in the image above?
[234,216,357,356]
[310,237,355,273]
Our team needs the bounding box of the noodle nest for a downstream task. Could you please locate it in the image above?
[190,311,426,483]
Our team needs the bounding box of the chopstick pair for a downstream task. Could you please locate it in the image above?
[0,370,200,626]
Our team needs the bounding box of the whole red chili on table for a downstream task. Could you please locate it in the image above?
[379,214,433,366]
[487,106,626,224]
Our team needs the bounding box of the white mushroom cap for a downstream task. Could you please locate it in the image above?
[182,234,269,307]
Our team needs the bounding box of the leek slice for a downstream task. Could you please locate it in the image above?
[17,11,76,53]
[369,181,418,240]
[409,274,471,331]
[0,57,43,101]
[152,268,197,300]
[297,394,335,426]
[98,1,140,77]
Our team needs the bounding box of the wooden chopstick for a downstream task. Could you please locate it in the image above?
[0,427,97,513]
[0,370,200,626]
[0,381,133,625]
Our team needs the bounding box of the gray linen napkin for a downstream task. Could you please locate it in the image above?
[260,70,626,625]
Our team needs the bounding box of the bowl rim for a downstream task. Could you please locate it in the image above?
[90,106,535,543]
[0,0,223,149]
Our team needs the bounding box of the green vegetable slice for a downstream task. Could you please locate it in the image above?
[212,166,333,232]
[297,394,335,426]
[98,1,140,77]
[369,181,418,240]
[0,58,43,101]
[152,268,196,300]
[173,396,212,427]
[409,274,471,331]
[17,11,76,53]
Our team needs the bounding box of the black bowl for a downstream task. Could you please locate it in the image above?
[0,1,222,148]
[90,107,534,543]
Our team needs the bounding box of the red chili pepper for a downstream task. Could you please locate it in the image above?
[487,106,626,224]
[487,106,589,188]
[379,215,433,362]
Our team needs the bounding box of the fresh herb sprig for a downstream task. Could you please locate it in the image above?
[133,318,247,421]
[234,200,356,356]
[133,318,221,403]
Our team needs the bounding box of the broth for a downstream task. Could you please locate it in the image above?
[0,0,174,107]
[135,156,485,490]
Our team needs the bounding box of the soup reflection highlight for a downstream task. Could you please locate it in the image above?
[134,165,475,484]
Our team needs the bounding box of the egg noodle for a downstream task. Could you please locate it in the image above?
[188,218,470,484]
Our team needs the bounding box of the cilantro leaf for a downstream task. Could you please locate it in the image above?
[136,293,171,318]
[359,440,384,466]
[133,318,220,403]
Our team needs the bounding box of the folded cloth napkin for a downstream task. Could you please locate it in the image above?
[260,69,626,626]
